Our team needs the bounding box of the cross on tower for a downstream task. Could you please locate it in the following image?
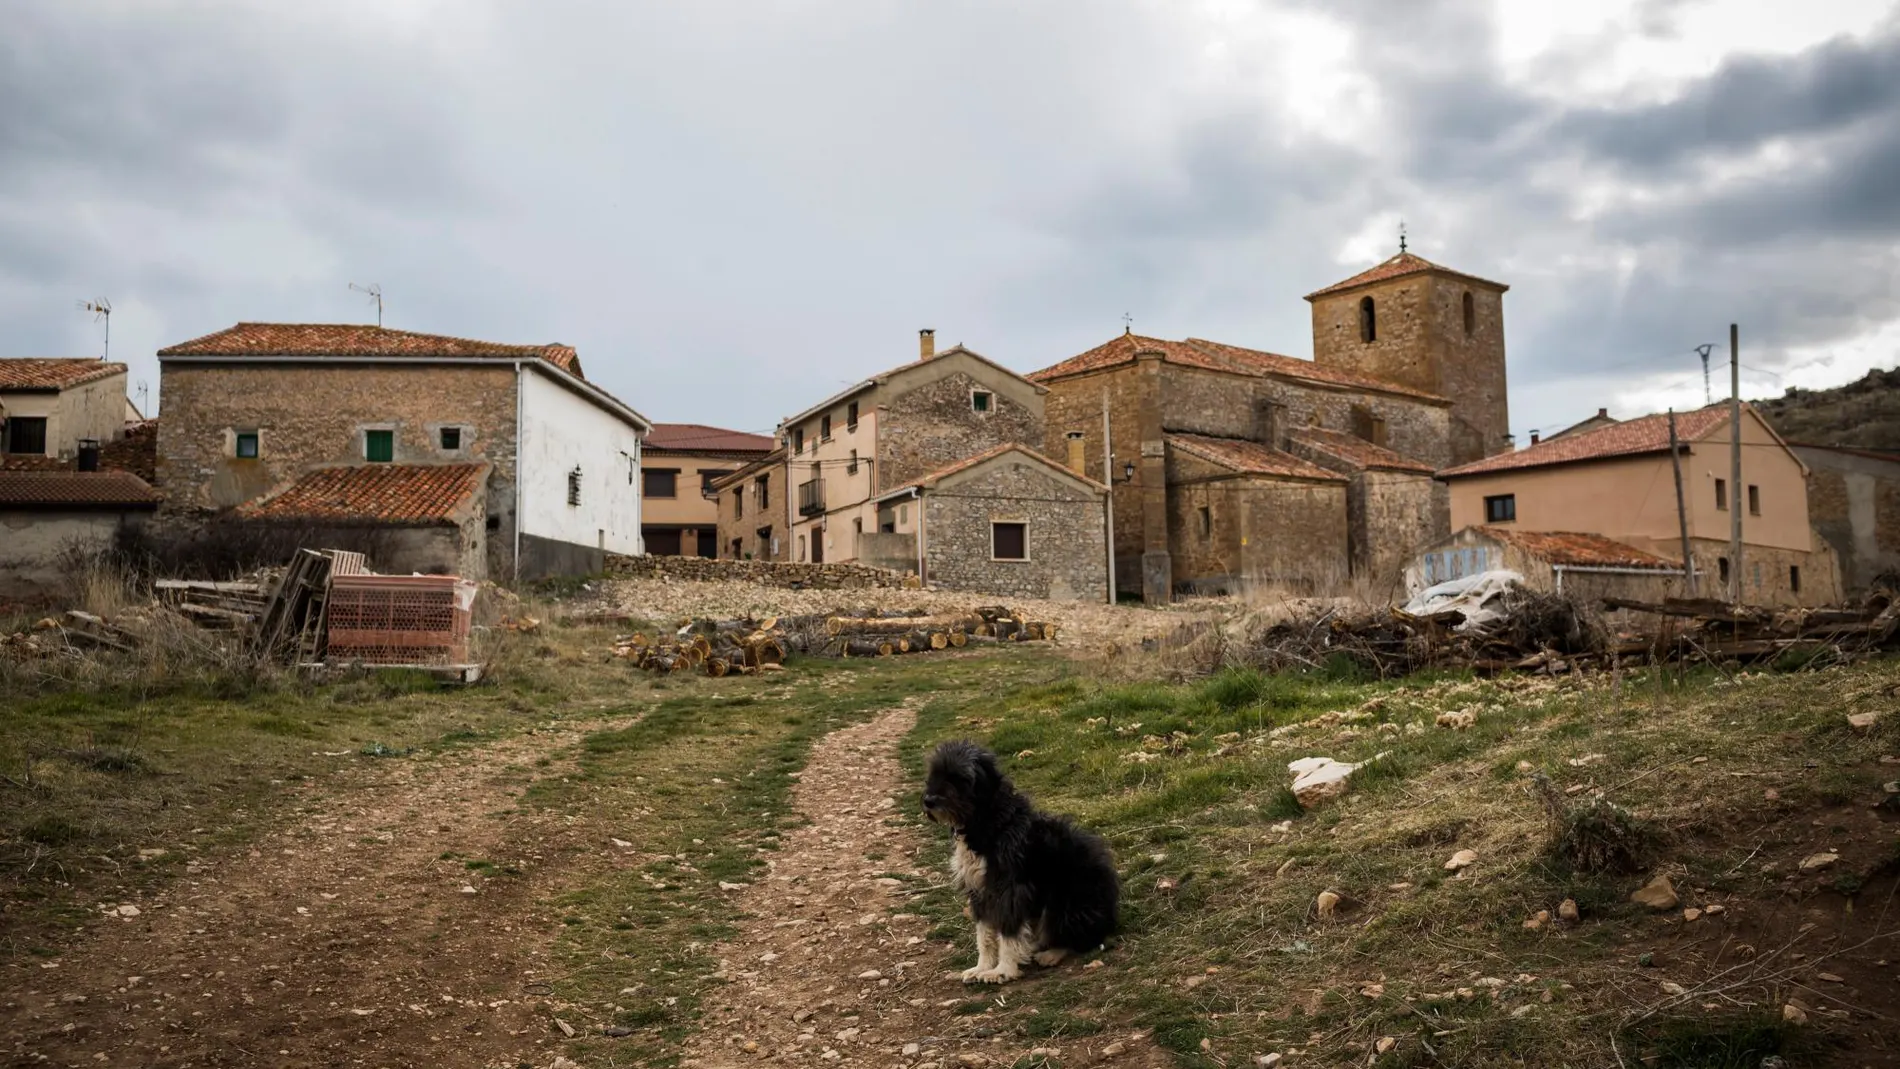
[1399,220,1408,255]
[1122,312,1133,335]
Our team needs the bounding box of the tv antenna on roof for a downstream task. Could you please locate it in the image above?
[77,298,111,360]
[1693,343,1715,406]
[349,282,383,327]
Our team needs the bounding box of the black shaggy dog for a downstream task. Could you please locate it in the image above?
[923,739,1118,984]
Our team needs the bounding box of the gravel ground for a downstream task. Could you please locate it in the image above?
[563,578,1215,651]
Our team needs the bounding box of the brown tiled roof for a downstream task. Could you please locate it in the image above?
[644,423,775,454]
[1166,434,1345,482]
[1303,251,1509,300]
[1438,407,1733,478]
[237,464,486,526]
[0,471,159,508]
[0,454,68,473]
[0,358,126,391]
[158,324,583,378]
[1288,427,1435,474]
[0,423,158,481]
[1028,333,1447,402]
[882,444,1107,496]
[1479,527,1676,570]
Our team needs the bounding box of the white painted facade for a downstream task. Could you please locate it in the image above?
[517,366,645,556]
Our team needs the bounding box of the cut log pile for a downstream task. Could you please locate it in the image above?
[1601,594,1900,666]
[615,605,1057,676]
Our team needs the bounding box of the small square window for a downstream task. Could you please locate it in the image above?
[440,427,462,451]
[365,429,394,463]
[847,402,859,430]
[1198,505,1211,538]
[1714,478,1727,510]
[1484,494,1516,523]
[1747,484,1760,515]
[567,467,582,507]
[235,432,260,459]
[643,468,678,498]
[972,391,993,413]
[1790,564,1801,593]
[821,415,832,439]
[992,522,1027,560]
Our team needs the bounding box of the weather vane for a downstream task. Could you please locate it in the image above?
[1398,220,1408,255]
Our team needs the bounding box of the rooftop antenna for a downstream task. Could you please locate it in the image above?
[1693,343,1715,406]
[77,298,111,360]
[1398,220,1407,255]
[135,380,150,418]
[1122,312,1133,335]
[349,282,384,327]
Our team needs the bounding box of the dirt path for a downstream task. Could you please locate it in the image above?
[0,715,632,1069]
[680,704,1165,1069]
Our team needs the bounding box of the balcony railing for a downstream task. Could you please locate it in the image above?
[797,478,825,517]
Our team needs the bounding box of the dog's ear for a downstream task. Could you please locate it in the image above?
[970,747,1003,796]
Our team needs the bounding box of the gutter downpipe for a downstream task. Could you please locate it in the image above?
[1553,564,1688,595]
[513,361,525,581]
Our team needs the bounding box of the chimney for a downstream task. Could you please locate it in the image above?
[918,328,936,360]
[1529,430,1541,445]
[1597,407,1608,418]
[1065,431,1086,474]
[76,439,100,472]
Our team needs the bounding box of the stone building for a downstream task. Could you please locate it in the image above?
[156,323,650,579]
[874,444,1108,601]
[0,471,160,597]
[1437,405,1840,607]
[1789,444,1900,596]
[1032,250,1503,600]
[773,330,1046,566]
[711,446,789,562]
[641,423,774,557]
[1,358,131,461]
[234,463,491,579]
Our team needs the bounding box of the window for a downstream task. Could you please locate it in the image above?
[852,518,863,556]
[701,469,732,496]
[1718,556,1731,585]
[1714,478,1728,510]
[1462,291,1475,336]
[821,414,832,440]
[992,521,1028,561]
[730,538,743,559]
[1484,494,1516,523]
[1359,296,1376,343]
[972,391,993,413]
[4,416,47,454]
[365,429,394,463]
[755,475,770,508]
[848,449,859,475]
[643,468,678,498]
[235,431,260,459]
[1748,484,1760,515]
[697,529,717,558]
[792,428,805,454]
[847,402,859,430]
[439,426,462,451]
[1791,564,1802,593]
[567,467,583,507]
[1198,506,1212,538]
[797,535,806,562]
[732,486,744,519]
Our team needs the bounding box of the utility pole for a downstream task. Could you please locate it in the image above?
[1729,323,1743,604]
[1102,388,1117,604]
[1668,409,1695,595]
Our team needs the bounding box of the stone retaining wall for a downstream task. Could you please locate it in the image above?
[604,553,910,590]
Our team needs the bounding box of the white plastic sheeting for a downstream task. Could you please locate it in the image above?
[1401,569,1525,632]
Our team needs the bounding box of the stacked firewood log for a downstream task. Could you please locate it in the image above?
[615,605,1056,676]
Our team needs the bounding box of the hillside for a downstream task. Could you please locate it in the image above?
[1756,366,1900,452]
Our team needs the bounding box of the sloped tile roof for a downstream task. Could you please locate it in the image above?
[644,423,775,453]
[1166,434,1346,482]
[1028,332,1447,402]
[0,470,159,508]
[1479,527,1676,569]
[1288,427,1435,474]
[158,324,583,378]
[237,463,486,526]
[1438,406,1733,478]
[0,358,126,391]
[881,443,1107,497]
[1303,251,1509,300]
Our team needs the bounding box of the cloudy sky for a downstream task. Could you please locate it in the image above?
[4,0,1897,442]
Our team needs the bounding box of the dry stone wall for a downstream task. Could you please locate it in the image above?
[605,553,909,590]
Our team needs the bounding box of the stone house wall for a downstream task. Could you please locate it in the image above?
[878,370,1043,492]
[1792,447,1900,596]
[713,455,789,561]
[1352,471,1442,594]
[157,363,520,572]
[0,508,150,598]
[1163,448,1349,594]
[921,460,1106,602]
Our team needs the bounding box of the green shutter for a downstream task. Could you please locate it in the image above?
[366,430,394,462]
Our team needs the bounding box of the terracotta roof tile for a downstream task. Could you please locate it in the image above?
[884,444,1107,496]
[237,464,486,526]
[1288,427,1435,474]
[1166,434,1346,482]
[644,423,775,453]
[1479,527,1676,570]
[100,422,157,483]
[1303,251,1509,300]
[1028,333,1447,403]
[0,470,159,508]
[158,324,583,378]
[1438,407,1733,478]
[0,358,126,391]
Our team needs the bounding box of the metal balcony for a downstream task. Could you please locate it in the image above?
[797,478,825,517]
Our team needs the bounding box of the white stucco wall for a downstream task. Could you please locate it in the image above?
[517,367,644,556]
[0,510,138,597]
[0,371,128,458]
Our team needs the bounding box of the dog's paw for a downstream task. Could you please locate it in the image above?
[959,966,987,983]
[976,968,1019,985]
[1032,949,1069,968]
